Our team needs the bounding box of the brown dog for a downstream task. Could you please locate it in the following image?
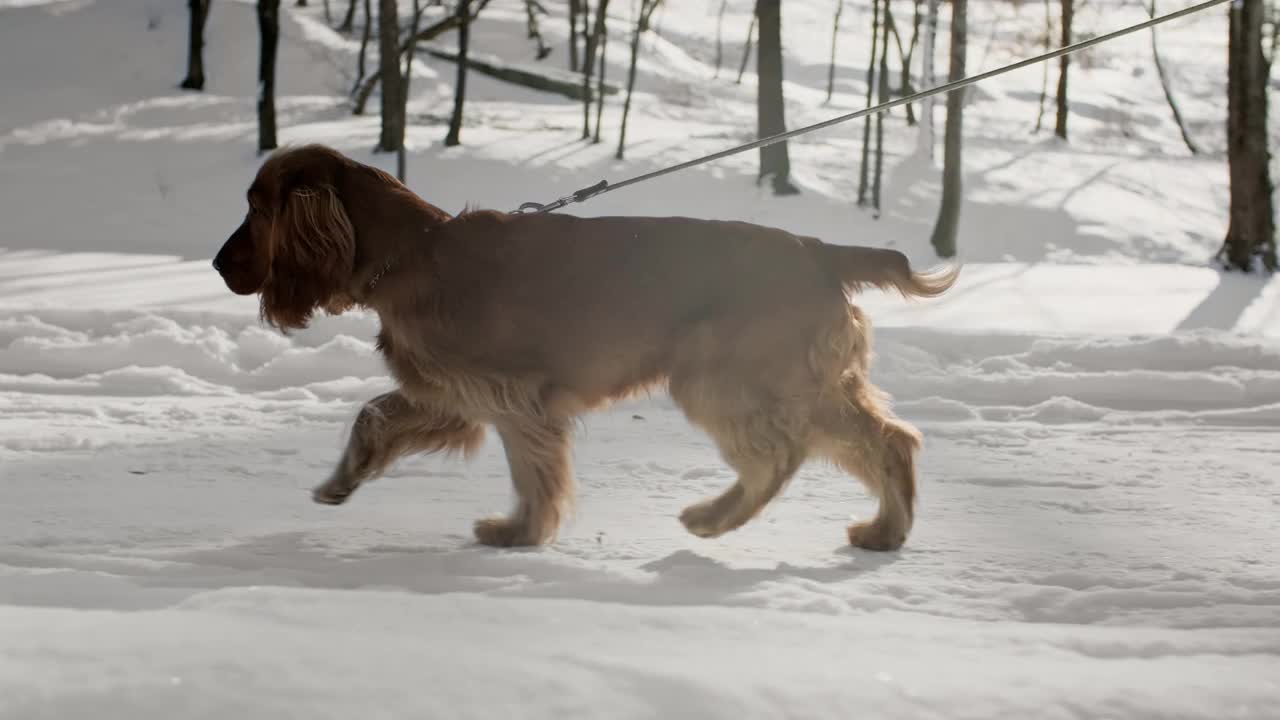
[213,144,958,551]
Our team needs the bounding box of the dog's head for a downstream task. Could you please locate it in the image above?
[213,144,398,332]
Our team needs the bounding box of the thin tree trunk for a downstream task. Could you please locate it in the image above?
[1034,0,1051,132]
[714,0,728,78]
[1054,0,1072,139]
[930,0,965,258]
[570,0,581,71]
[351,0,373,101]
[257,0,281,152]
[617,0,658,158]
[525,0,552,59]
[593,11,608,143]
[885,4,916,125]
[756,0,797,194]
[445,0,470,146]
[399,0,423,180]
[858,0,882,205]
[582,0,610,139]
[873,0,891,215]
[1220,0,1277,271]
[339,0,357,32]
[1148,0,1199,154]
[917,0,937,157]
[181,0,212,90]
[736,1,757,84]
[377,0,404,152]
[826,0,843,103]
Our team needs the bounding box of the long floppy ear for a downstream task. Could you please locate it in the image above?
[261,183,356,332]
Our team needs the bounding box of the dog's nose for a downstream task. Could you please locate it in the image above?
[212,257,221,272]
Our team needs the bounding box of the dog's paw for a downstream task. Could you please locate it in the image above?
[473,516,542,547]
[679,502,728,539]
[312,479,354,506]
[847,520,906,551]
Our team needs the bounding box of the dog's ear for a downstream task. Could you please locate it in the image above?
[260,182,356,332]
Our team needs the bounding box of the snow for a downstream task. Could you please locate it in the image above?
[2,0,1279,717]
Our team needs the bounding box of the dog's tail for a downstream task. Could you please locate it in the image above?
[819,244,961,300]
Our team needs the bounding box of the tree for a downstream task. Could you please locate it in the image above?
[1034,0,1051,132]
[351,0,492,115]
[1054,0,1073,139]
[399,0,424,180]
[257,0,281,152]
[1220,0,1277,271]
[857,0,882,205]
[351,0,373,99]
[872,0,891,214]
[445,0,471,146]
[917,0,937,158]
[339,0,358,32]
[378,0,405,152]
[756,0,797,194]
[714,0,729,78]
[617,0,661,159]
[1149,0,1199,154]
[930,0,965,258]
[525,0,552,60]
[736,1,758,84]
[181,0,213,90]
[826,0,843,103]
[581,0,611,140]
[569,0,582,71]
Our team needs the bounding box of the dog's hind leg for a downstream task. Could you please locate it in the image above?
[474,415,575,547]
[814,375,921,551]
[313,390,483,505]
[672,379,809,538]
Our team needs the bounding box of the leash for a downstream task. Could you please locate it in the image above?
[510,0,1232,215]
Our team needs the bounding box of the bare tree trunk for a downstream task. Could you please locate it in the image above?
[736,1,757,84]
[582,0,610,139]
[593,11,608,143]
[351,0,373,104]
[930,0,965,258]
[1034,0,1051,132]
[826,0,843,103]
[444,0,471,146]
[917,0,937,157]
[858,0,882,205]
[757,0,797,194]
[1054,0,1072,140]
[339,0,357,32]
[353,0,491,115]
[1220,0,1277,271]
[378,0,404,152]
[181,0,212,90]
[873,0,890,215]
[618,0,659,158]
[885,4,916,125]
[714,0,729,78]
[525,0,552,59]
[570,0,582,71]
[1148,0,1199,154]
[399,0,423,180]
[257,0,281,153]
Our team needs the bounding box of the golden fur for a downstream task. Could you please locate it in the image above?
[212,144,959,550]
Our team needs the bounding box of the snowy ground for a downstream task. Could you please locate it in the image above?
[2,0,1279,717]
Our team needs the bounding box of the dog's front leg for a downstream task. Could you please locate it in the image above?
[313,390,484,505]
[473,415,575,547]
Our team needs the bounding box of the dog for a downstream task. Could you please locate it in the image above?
[212,144,959,551]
